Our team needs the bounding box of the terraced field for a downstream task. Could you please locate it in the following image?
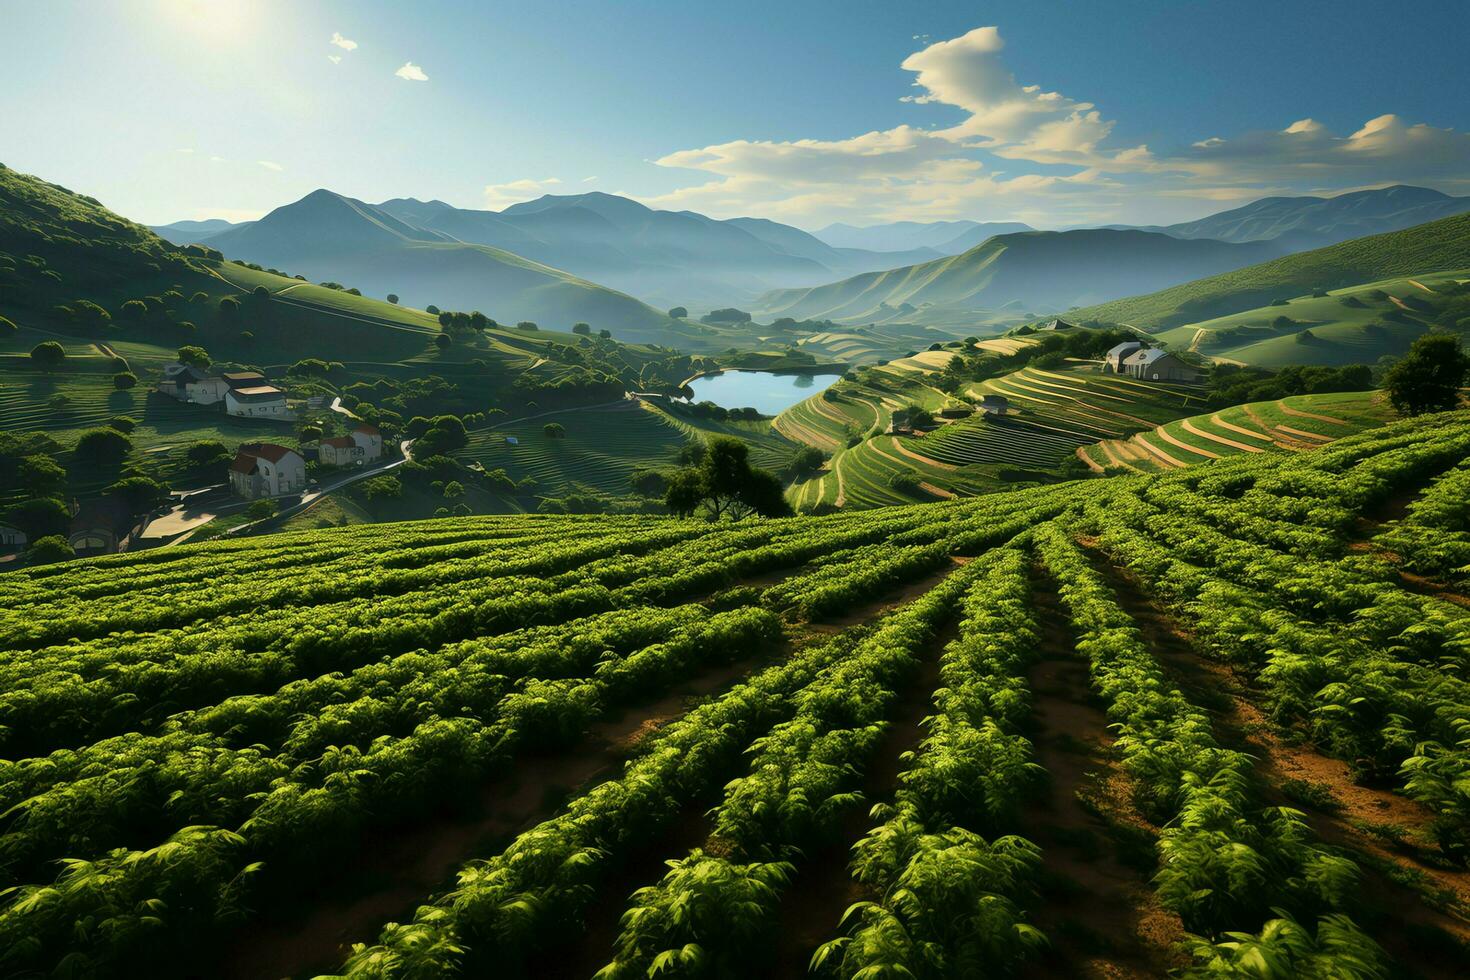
[454,401,692,496]
[1081,390,1395,473]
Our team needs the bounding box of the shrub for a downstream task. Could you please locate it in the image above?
[27,535,73,564]
[112,372,138,390]
[30,341,65,371]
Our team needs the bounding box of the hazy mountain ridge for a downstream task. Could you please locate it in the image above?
[756,228,1281,323]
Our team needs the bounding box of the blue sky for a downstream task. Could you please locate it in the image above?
[3,0,1468,228]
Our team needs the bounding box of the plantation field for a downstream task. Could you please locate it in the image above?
[782,360,1210,508]
[1081,389,1396,473]
[2,410,1469,978]
[454,401,689,496]
[1152,270,1470,367]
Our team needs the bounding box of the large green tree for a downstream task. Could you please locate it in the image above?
[1385,334,1470,416]
[665,437,791,520]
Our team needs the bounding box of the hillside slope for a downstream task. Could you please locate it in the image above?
[205,190,681,340]
[1071,211,1470,331]
[756,229,1278,324]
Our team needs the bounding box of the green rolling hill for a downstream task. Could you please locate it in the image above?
[755,229,1278,325]
[1071,211,1470,331]
[1151,270,1470,367]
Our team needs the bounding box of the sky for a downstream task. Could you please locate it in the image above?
[3,0,1469,230]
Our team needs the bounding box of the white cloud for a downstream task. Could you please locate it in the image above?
[330,32,357,51]
[644,25,1470,225]
[257,160,284,172]
[210,155,226,163]
[583,176,599,182]
[395,62,428,82]
[327,54,342,64]
[175,147,194,154]
[189,207,266,223]
[484,177,562,209]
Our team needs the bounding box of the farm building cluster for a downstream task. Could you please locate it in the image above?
[1102,341,1200,382]
[156,362,290,418]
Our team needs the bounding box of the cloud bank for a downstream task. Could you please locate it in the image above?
[395,62,428,82]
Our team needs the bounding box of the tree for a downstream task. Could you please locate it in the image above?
[27,535,73,565]
[442,480,465,499]
[252,285,270,300]
[783,446,827,480]
[119,299,148,323]
[438,311,454,330]
[362,475,403,500]
[30,341,65,372]
[434,334,451,350]
[178,345,211,368]
[1386,334,1470,416]
[426,305,440,315]
[108,415,138,433]
[245,499,277,520]
[16,454,66,497]
[387,294,399,305]
[5,497,70,539]
[517,321,539,331]
[668,307,688,319]
[572,322,591,336]
[544,422,565,438]
[112,372,138,390]
[663,437,792,520]
[108,476,169,514]
[73,428,132,466]
[599,329,612,340]
[412,415,469,457]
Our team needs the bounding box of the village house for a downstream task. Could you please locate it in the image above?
[318,436,359,467]
[1121,347,1200,382]
[229,443,307,499]
[0,524,26,549]
[156,362,228,404]
[68,498,139,556]
[351,423,383,460]
[1102,341,1147,373]
[222,371,266,389]
[225,385,288,418]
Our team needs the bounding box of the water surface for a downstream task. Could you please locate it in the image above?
[684,370,842,415]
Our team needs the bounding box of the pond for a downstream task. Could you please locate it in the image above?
[684,370,843,416]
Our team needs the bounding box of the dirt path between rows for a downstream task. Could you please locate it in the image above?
[216,647,781,980]
[766,622,955,977]
[1017,568,1186,979]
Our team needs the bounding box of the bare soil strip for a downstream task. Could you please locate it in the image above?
[1209,413,1277,443]
[1275,423,1335,442]
[1154,426,1221,460]
[888,437,959,471]
[1131,433,1188,468]
[1019,568,1186,979]
[1075,446,1107,473]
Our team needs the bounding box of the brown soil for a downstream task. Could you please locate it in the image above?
[1018,568,1187,979]
[216,650,777,980]
[1089,553,1470,974]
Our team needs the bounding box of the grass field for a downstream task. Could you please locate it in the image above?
[1151,270,1469,367]
[1080,389,1394,473]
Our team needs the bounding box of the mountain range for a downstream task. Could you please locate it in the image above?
[154,192,945,312]
[756,229,1282,324]
[811,220,1034,253]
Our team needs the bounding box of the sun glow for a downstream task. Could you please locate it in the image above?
[163,0,254,39]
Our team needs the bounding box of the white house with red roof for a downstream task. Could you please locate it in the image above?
[350,423,382,460]
[229,443,306,498]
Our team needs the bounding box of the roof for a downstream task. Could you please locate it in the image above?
[352,423,381,436]
[1041,318,1076,330]
[1130,348,1178,366]
[229,385,286,401]
[1106,341,1146,358]
[222,371,265,383]
[167,365,211,384]
[236,442,300,464]
[321,436,355,449]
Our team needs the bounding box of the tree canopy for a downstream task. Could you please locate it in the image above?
[664,437,791,520]
[1386,334,1470,416]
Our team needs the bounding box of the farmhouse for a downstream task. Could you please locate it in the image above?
[318,436,360,467]
[229,443,306,498]
[0,524,26,549]
[226,385,288,418]
[1102,341,1147,373]
[977,394,1010,415]
[156,363,228,405]
[1121,347,1199,382]
[68,498,139,556]
[1039,318,1076,331]
[351,423,383,460]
